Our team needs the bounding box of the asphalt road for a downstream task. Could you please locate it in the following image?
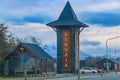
[0,72,120,80]
[46,73,120,80]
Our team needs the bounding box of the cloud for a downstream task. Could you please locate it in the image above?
[81,39,101,46]
[0,0,120,26]
[23,13,52,24]
[0,12,52,25]
[0,0,120,57]
[80,25,120,45]
[0,0,39,11]
[85,0,120,11]
[8,23,56,44]
[79,11,120,26]
[81,46,106,56]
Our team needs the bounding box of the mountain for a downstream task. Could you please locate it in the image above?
[41,44,57,58]
[80,51,92,60]
[41,44,92,60]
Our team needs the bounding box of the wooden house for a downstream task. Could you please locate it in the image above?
[3,42,54,76]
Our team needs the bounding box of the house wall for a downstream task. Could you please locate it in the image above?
[0,61,5,75]
[5,57,54,76]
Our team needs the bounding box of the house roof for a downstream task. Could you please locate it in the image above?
[22,43,52,59]
[47,1,88,27]
[4,43,53,59]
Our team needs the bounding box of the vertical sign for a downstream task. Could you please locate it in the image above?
[62,30,70,69]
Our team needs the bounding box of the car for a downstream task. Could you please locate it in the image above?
[96,69,103,73]
[93,68,104,73]
[81,67,97,73]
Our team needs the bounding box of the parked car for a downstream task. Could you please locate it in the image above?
[96,69,103,73]
[81,67,97,73]
[92,68,104,73]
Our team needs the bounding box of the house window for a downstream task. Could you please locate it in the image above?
[104,63,106,67]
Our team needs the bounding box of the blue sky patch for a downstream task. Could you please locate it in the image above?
[81,39,101,46]
[79,11,120,26]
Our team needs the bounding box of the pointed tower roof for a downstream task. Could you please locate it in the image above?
[58,1,78,21]
[47,1,88,27]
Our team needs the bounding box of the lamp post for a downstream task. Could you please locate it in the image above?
[106,36,119,71]
[20,47,27,80]
[78,27,85,80]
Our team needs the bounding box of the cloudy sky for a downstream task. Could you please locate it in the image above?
[0,0,120,57]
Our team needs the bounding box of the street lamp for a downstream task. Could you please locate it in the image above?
[106,36,119,71]
[20,47,27,80]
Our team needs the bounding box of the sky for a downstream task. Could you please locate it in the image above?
[0,0,120,57]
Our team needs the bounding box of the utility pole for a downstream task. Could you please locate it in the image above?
[106,36,119,71]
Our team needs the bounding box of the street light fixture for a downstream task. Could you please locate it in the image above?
[20,47,27,80]
[106,36,119,71]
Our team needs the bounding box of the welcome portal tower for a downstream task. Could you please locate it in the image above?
[47,1,88,73]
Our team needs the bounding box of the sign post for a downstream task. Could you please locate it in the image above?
[114,64,118,75]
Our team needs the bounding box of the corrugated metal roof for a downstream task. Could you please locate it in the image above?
[22,43,53,59]
[47,1,88,27]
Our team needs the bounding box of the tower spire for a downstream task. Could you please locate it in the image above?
[58,1,78,20]
[47,1,88,27]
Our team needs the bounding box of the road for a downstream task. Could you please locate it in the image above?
[46,73,120,80]
[0,72,119,80]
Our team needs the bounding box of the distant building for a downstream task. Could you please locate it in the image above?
[3,42,54,76]
[85,57,96,67]
[116,58,120,70]
[97,58,119,71]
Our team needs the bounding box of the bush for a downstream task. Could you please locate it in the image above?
[104,70,110,73]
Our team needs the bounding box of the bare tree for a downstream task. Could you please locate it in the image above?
[30,36,43,46]
[0,23,17,57]
[0,23,8,56]
[31,37,38,44]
